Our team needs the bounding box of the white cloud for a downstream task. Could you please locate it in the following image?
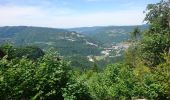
[0,5,145,28]
[0,6,45,25]
[48,10,145,28]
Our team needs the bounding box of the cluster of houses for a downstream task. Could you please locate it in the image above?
[101,43,130,57]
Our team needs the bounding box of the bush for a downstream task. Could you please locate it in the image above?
[0,53,91,100]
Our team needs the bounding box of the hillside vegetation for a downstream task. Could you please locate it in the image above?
[0,0,170,99]
[0,26,101,56]
[0,25,146,69]
[69,25,148,47]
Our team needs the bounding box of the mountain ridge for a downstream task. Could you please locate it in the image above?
[0,26,102,56]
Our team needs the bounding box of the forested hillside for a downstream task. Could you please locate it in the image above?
[0,26,104,69]
[0,26,101,56]
[0,0,170,100]
[69,25,148,47]
[0,26,136,69]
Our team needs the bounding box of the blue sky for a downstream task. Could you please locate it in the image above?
[0,0,160,28]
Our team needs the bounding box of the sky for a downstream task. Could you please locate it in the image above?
[0,0,160,28]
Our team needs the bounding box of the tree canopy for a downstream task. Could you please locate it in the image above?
[0,0,170,100]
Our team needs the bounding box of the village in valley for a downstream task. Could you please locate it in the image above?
[87,42,131,62]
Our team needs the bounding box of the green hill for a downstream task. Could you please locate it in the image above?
[0,26,101,56]
[0,25,148,69]
[69,25,148,47]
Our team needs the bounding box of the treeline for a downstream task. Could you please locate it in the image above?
[0,0,170,100]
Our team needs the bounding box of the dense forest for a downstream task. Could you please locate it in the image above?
[0,25,148,70]
[0,0,170,100]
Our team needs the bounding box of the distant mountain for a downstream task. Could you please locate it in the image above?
[69,25,148,47]
[0,26,101,56]
[0,25,148,69]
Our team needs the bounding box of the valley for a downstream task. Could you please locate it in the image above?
[0,25,147,69]
[1,0,169,99]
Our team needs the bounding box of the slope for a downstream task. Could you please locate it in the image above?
[69,25,148,47]
[0,26,101,56]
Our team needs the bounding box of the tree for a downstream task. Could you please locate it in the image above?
[0,44,45,60]
[0,43,13,56]
[139,0,170,67]
[12,46,45,60]
[154,52,170,99]
[0,49,92,100]
[131,26,141,40]
[144,0,170,29]
[0,49,5,59]
[92,63,99,72]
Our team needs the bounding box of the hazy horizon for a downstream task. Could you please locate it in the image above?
[0,24,148,29]
[0,0,159,28]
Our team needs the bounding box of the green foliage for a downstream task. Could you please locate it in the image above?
[0,49,5,58]
[153,53,170,99]
[65,56,93,70]
[63,81,92,100]
[139,29,170,66]
[0,44,45,60]
[0,26,101,56]
[0,52,91,100]
[103,63,134,99]
[70,25,148,46]
[0,1,170,100]
[12,46,45,60]
[0,55,66,99]
[91,63,99,72]
[131,26,141,40]
[144,0,170,29]
[139,0,170,67]
[124,45,139,67]
[83,62,169,99]
[0,43,13,55]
